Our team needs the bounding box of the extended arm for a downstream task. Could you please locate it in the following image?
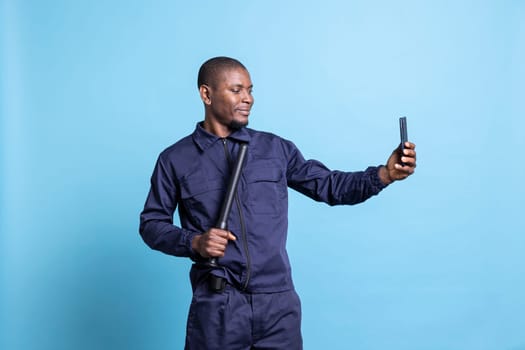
[284,140,416,206]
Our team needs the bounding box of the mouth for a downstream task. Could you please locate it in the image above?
[236,109,251,117]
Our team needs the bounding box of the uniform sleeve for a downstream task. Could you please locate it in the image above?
[284,140,388,206]
[139,154,201,259]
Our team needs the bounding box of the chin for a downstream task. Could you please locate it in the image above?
[229,119,249,130]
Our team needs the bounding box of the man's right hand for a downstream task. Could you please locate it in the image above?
[191,228,237,258]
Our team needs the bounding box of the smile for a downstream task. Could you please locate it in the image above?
[237,109,251,116]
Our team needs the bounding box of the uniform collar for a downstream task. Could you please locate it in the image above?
[192,122,251,151]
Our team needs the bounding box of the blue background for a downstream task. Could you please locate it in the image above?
[1,1,524,349]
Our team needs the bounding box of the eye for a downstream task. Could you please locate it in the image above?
[231,88,241,94]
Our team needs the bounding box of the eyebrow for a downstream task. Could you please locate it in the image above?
[230,83,253,89]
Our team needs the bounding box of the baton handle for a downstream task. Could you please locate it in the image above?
[209,142,248,267]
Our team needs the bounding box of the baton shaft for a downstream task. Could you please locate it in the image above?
[209,142,248,267]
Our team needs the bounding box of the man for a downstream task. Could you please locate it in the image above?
[139,56,417,349]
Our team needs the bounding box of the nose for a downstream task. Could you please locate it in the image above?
[242,90,254,105]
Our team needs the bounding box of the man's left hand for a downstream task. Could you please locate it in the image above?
[379,142,417,185]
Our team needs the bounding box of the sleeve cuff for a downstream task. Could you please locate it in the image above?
[182,228,204,262]
[367,165,389,192]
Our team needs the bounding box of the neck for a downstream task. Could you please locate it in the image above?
[202,119,231,138]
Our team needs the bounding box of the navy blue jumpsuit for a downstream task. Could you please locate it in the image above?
[140,123,387,349]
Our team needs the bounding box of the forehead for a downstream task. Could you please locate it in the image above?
[215,68,252,86]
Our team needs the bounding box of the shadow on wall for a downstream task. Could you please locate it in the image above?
[57,221,191,350]
[6,216,191,350]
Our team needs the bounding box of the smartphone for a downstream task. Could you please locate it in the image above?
[399,116,408,165]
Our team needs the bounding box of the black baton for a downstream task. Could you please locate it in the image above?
[208,142,248,268]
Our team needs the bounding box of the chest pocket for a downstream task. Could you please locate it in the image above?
[244,162,287,215]
[180,173,225,228]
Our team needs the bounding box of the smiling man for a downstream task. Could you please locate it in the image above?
[198,61,254,135]
[139,56,417,350]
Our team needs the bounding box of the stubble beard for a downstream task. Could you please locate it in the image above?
[229,119,249,131]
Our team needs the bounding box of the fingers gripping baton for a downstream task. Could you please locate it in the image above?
[208,142,248,274]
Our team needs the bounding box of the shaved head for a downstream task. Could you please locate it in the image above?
[197,56,248,89]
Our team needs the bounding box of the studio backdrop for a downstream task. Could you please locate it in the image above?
[1,1,524,349]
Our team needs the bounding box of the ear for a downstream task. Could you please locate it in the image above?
[199,84,212,105]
